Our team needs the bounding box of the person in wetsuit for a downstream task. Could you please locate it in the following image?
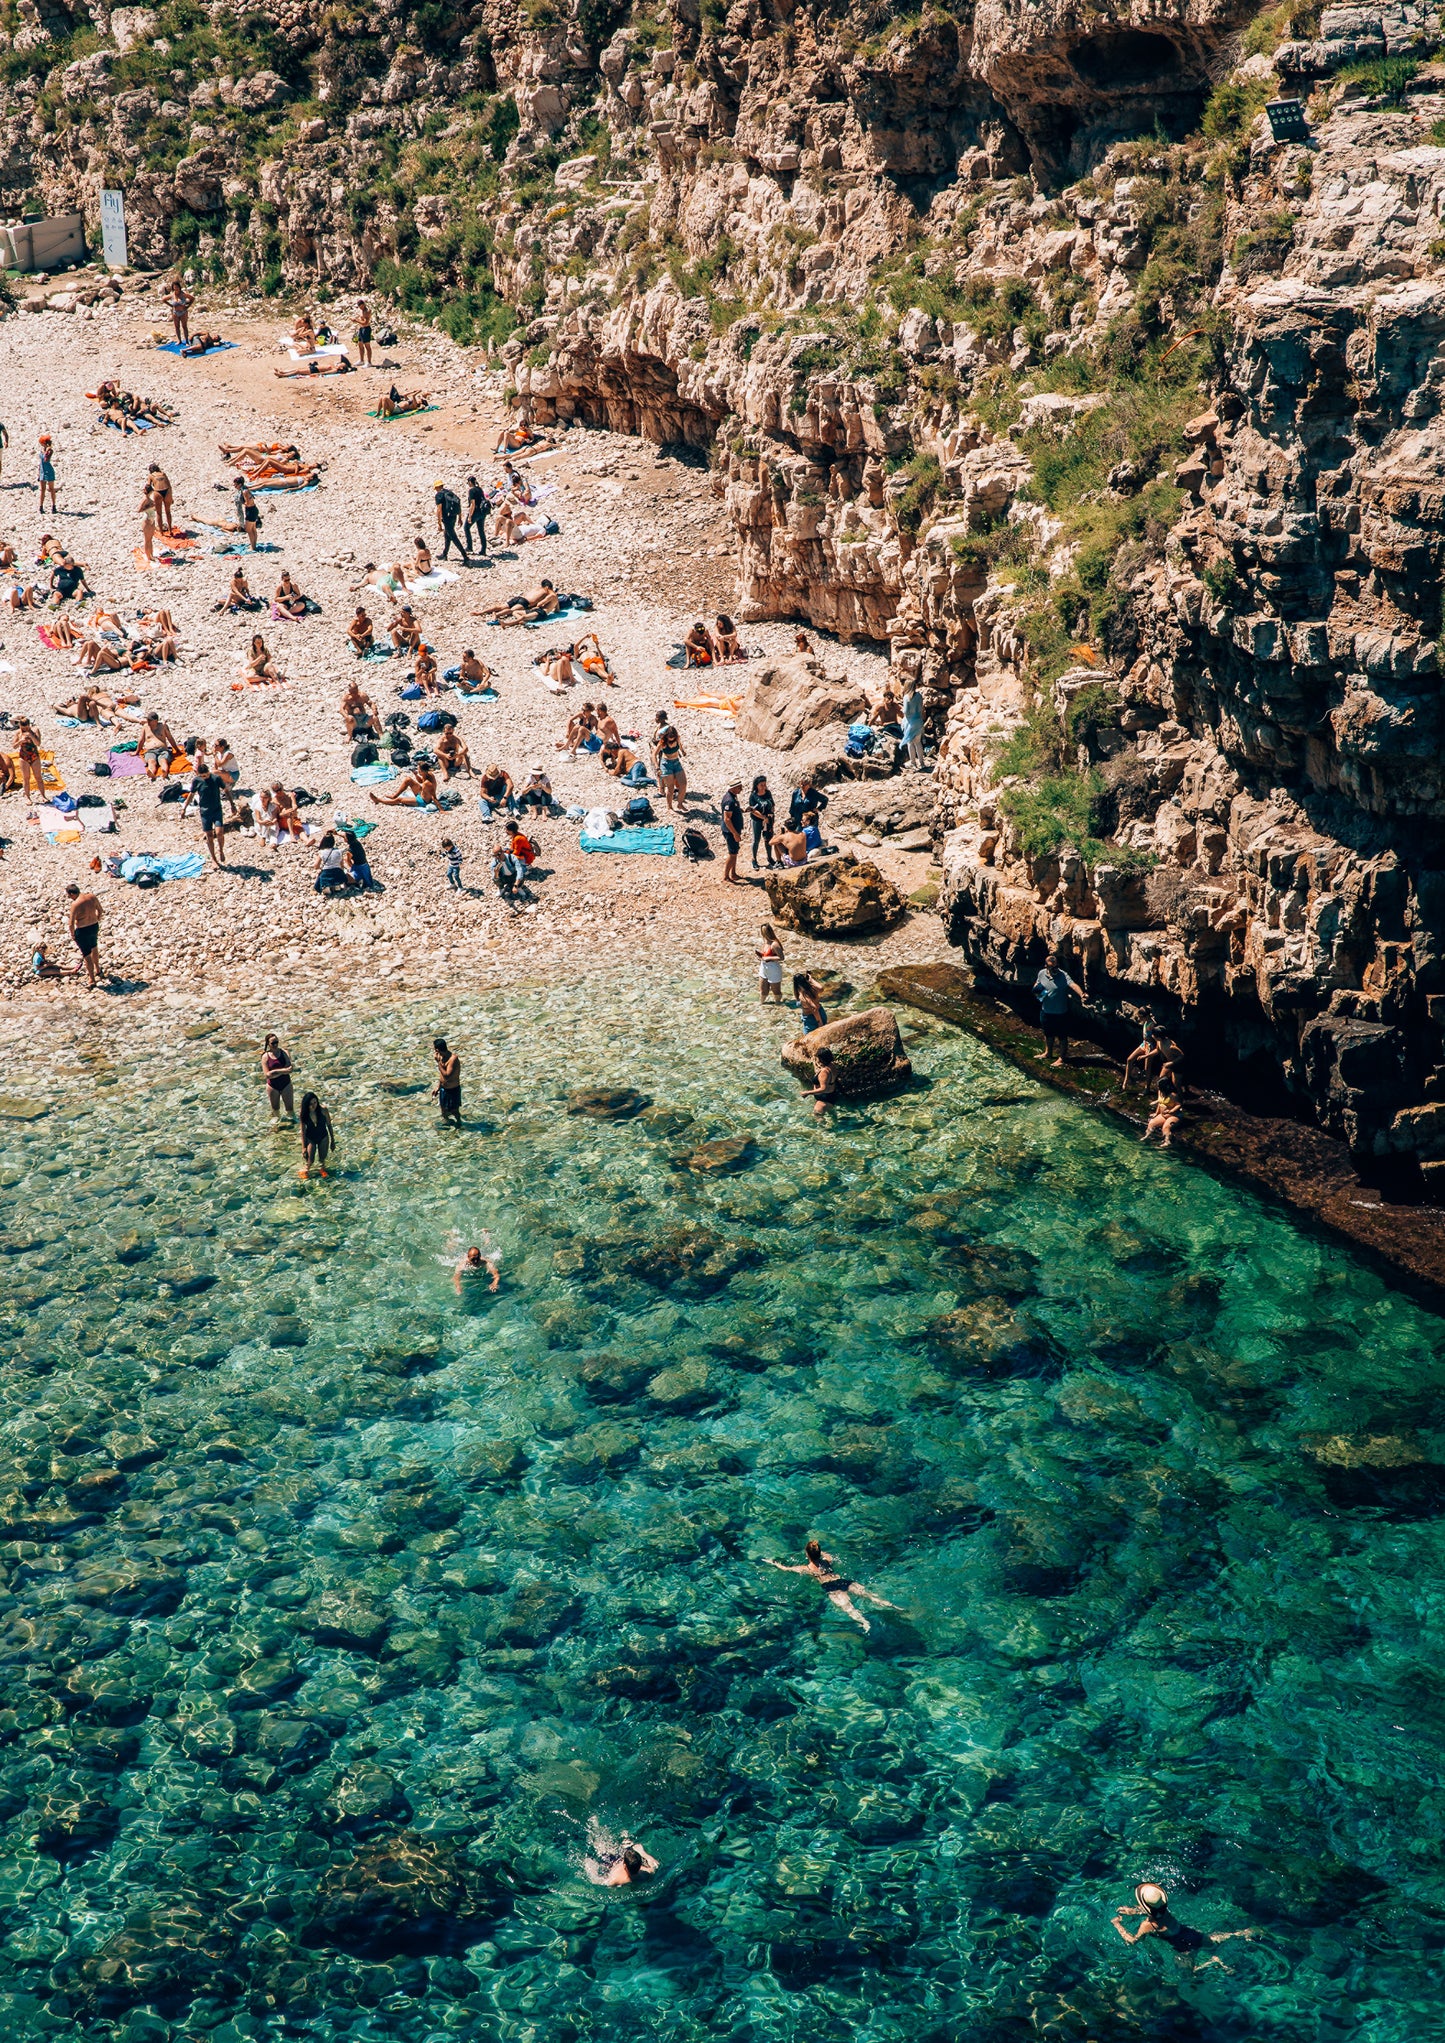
[760,1539,899,1634]
[1112,1885,1258,1970]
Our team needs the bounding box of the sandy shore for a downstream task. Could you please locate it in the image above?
[0,289,948,1014]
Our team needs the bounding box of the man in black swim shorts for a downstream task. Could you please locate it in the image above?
[66,882,102,989]
[431,1037,462,1126]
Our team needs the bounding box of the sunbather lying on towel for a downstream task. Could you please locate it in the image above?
[378,385,430,417]
[54,686,129,722]
[220,440,296,463]
[475,580,558,626]
[181,333,227,357]
[274,354,352,377]
[573,631,617,685]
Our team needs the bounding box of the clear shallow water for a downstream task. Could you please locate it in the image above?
[1,975,1444,2043]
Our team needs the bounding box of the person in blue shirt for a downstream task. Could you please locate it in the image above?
[1034,950,1085,1065]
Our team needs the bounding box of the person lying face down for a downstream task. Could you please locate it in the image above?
[474,581,557,626]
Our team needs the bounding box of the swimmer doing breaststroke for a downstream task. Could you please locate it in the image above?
[760,1539,900,1633]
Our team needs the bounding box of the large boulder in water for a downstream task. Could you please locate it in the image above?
[765,853,906,936]
[781,1007,912,1099]
[733,652,868,750]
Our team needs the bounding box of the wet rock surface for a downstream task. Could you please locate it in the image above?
[780,1006,914,1099]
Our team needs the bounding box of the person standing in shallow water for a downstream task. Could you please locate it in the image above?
[298,1092,334,1179]
[1113,1885,1258,1970]
[262,1035,294,1122]
[432,1037,462,1126]
[760,1539,899,1634]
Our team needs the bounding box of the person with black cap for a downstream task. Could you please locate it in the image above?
[434,477,468,562]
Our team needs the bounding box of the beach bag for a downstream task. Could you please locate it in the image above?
[624,795,654,824]
[416,709,445,731]
[399,683,423,701]
[385,711,411,730]
[351,741,379,767]
[158,782,183,803]
[92,761,112,777]
[682,826,713,861]
[77,793,106,808]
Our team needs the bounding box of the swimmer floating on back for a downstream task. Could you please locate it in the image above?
[760,1539,899,1634]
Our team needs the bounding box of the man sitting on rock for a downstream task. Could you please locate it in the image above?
[774,820,810,867]
[347,606,376,656]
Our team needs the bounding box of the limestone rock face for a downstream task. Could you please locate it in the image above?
[974,0,1258,176]
[780,1006,913,1097]
[733,652,868,750]
[765,854,907,936]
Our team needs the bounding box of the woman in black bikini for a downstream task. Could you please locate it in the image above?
[1112,1885,1257,1970]
[761,1539,899,1634]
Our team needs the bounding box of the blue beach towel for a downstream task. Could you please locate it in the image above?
[350,762,397,786]
[158,340,237,357]
[358,645,394,662]
[251,477,320,494]
[579,825,675,856]
[121,852,206,882]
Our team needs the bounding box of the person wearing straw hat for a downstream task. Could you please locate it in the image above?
[434,477,469,563]
[1112,1885,1258,1969]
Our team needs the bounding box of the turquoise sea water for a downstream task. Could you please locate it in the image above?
[1,974,1443,2043]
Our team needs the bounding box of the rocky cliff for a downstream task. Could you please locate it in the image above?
[10,0,1445,1172]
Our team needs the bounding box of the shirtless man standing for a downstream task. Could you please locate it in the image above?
[65,883,103,989]
[432,1038,462,1127]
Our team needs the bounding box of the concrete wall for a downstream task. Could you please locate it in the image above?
[2,214,86,273]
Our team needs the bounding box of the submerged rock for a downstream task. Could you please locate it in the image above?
[310,1834,482,1955]
[566,1086,651,1120]
[678,1135,758,1175]
[781,1007,913,1099]
[925,1296,1059,1378]
[765,854,906,936]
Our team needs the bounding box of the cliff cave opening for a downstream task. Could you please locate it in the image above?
[1069,29,1182,89]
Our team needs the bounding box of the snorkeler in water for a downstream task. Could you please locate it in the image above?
[454,1236,501,1295]
[584,1818,659,1887]
[1112,1885,1259,1970]
[760,1539,900,1634]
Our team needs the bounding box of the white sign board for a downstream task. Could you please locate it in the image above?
[99,189,127,270]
